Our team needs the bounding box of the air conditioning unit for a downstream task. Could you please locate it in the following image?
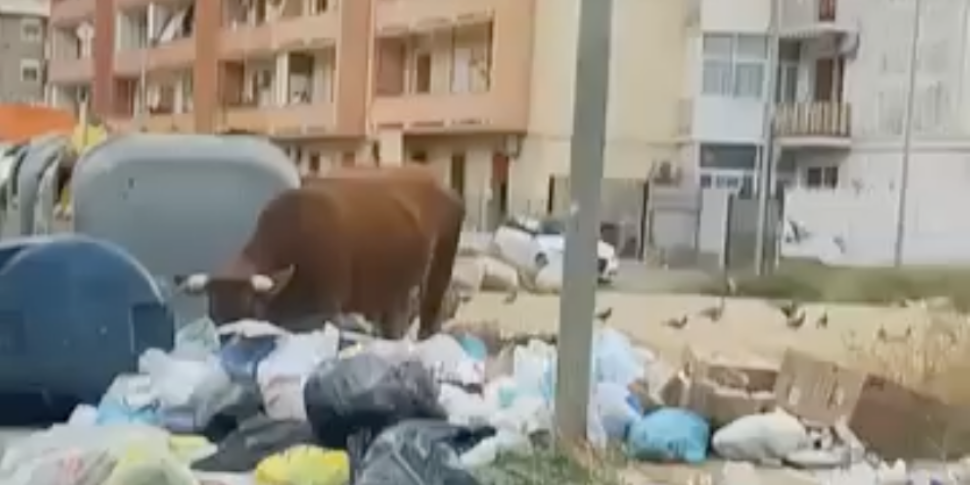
[838,31,860,59]
[649,161,682,186]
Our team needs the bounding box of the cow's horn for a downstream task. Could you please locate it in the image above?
[251,274,275,292]
[184,273,210,292]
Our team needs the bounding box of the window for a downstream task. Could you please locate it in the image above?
[413,51,432,94]
[410,150,428,163]
[777,61,799,103]
[309,153,321,174]
[312,0,330,14]
[701,34,767,99]
[450,153,466,196]
[20,60,41,83]
[20,18,42,42]
[804,166,839,189]
[699,169,753,193]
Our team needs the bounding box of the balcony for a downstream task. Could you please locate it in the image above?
[371,93,525,133]
[219,104,336,136]
[774,102,851,148]
[779,0,856,38]
[114,39,195,76]
[272,15,340,51]
[220,14,339,59]
[374,0,525,37]
[116,0,192,10]
[50,0,95,27]
[107,113,194,132]
[48,57,94,84]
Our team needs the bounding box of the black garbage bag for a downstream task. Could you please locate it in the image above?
[303,353,446,469]
[192,415,317,472]
[357,420,495,485]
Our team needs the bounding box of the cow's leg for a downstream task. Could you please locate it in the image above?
[377,297,412,340]
[418,208,464,340]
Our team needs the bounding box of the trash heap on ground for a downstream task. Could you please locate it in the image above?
[4,317,970,485]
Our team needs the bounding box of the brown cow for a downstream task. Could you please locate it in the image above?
[180,165,465,340]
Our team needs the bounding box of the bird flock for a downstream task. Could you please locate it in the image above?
[659,277,830,332]
[495,275,933,344]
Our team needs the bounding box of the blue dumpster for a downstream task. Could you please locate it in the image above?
[0,235,173,423]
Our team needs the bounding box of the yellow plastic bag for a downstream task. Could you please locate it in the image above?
[255,445,350,485]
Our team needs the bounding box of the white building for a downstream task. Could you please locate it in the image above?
[689,0,970,264]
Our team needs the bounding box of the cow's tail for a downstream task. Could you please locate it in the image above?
[418,203,464,339]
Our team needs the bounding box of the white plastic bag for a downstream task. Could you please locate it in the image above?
[712,408,810,463]
[138,349,239,429]
[594,328,645,388]
[534,262,563,293]
[438,383,495,427]
[511,340,556,400]
[416,334,485,387]
[257,326,341,420]
[173,317,220,359]
[594,382,640,441]
[481,257,520,291]
[0,424,169,485]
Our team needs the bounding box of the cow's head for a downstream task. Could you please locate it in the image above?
[175,268,293,324]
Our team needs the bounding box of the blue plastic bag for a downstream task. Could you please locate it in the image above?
[595,382,641,441]
[219,335,278,382]
[594,328,644,387]
[457,334,488,361]
[626,408,710,463]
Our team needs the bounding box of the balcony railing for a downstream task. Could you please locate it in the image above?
[774,102,851,139]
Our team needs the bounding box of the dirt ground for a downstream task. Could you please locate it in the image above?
[458,292,940,484]
[456,291,928,367]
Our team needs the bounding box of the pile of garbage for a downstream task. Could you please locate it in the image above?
[2,318,970,485]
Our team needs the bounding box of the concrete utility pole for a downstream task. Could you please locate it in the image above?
[554,0,613,442]
[754,0,781,275]
[893,0,924,266]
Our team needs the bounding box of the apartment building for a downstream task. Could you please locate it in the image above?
[0,0,48,105]
[681,0,856,194]
[47,0,698,229]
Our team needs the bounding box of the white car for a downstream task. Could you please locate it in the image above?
[492,216,620,284]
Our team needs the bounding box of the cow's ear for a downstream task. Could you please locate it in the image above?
[266,266,295,297]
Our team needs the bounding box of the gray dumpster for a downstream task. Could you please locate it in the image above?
[72,133,300,324]
[0,135,69,238]
[33,161,61,235]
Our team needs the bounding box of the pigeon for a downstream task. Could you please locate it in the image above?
[663,316,689,329]
[595,307,613,322]
[503,289,519,304]
[877,327,913,342]
[699,297,725,322]
[815,312,829,328]
[776,300,801,318]
[786,311,806,329]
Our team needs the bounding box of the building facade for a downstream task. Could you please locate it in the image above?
[0,0,48,105]
[47,0,693,230]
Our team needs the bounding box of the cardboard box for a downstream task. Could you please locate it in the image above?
[663,347,778,427]
[774,349,970,460]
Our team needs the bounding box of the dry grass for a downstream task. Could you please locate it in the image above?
[698,261,970,311]
[843,304,970,405]
[478,443,627,485]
